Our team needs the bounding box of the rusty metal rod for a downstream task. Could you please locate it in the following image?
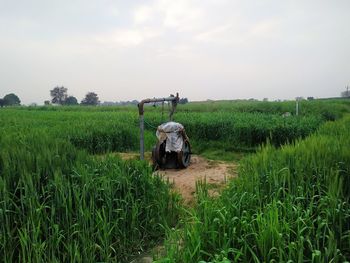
[139,114,145,160]
[138,93,179,160]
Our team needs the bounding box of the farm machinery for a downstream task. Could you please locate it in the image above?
[138,93,191,169]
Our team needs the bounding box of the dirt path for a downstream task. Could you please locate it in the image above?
[123,153,237,262]
[117,152,237,204]
[157,155,237,204]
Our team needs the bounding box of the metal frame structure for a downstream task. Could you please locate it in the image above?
[137,93,179,160]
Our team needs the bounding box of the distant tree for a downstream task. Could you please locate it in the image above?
[64,96,78,105]
[263,98,268,102]
[307,97,314,100]
[50,86,67,105]
[81,92,99,105]
[341,91,350,97]
[3,93,21,106]
[44,100,51,105]
[341,86,350,97]
[179,98,189,104]
[0,98,4,107]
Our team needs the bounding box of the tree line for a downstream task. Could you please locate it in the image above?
[0,93,21,107]
[0,88,100,107]
[48,87,100,106]
[48,87,189,106]
[0,88,189,107]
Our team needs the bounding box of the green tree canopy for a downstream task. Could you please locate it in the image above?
[179,98,189,104]
[341,87,350,97]
[81,92,99,106]
[65,96,78,105]
[50,86,67,105]
[3,93,21,106]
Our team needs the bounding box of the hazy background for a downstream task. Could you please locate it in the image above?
[0,0,349,104]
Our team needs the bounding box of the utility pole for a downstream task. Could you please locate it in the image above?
[295,97,301,116]
[296,99,299,116]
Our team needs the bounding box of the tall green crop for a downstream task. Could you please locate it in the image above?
[1,98,349,262]
[0,120,180,262]
[160,115,350,262]
[0,107,327,155]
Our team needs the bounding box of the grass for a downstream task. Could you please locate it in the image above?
[0,108,331,168]
[159,114,350,262]
[0,129,181,262]
[0,98,349,262]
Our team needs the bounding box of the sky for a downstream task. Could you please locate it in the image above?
[0,0,349,105]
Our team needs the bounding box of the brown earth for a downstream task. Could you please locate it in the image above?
[157,155,237,204]
[118,153,237,205]
[123,153,237,262]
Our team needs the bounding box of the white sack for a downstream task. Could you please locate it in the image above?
[156,122,184,152]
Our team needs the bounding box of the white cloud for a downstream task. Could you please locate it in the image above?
[134,6,153,24]
[157,0,204,31]
[249,19,279,37]
[194,24,234,43]
[156,44,192,58]
[133,0,205,32]
[194,18,280,45]
[1,0,350,104]
[109,6,120,17]
[94,27,161,47]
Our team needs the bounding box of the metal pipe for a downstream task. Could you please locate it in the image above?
[296,98,299,116]
[138,93,179,160]
[139,114,144,160]
[138,94,179,115]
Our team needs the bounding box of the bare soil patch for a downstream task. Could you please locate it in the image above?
[122,153,237,262]
[157,155,237,204]
[117,152,237,205]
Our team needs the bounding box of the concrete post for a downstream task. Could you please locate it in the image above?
[139,114,144,160]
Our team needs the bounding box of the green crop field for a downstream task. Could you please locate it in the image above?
[1,99,349,262]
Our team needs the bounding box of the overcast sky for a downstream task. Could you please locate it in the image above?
[0,0,349,104]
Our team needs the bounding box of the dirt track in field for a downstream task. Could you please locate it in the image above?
[124,154,237,262]
[157,155,237,204]
[118,153,237,205]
